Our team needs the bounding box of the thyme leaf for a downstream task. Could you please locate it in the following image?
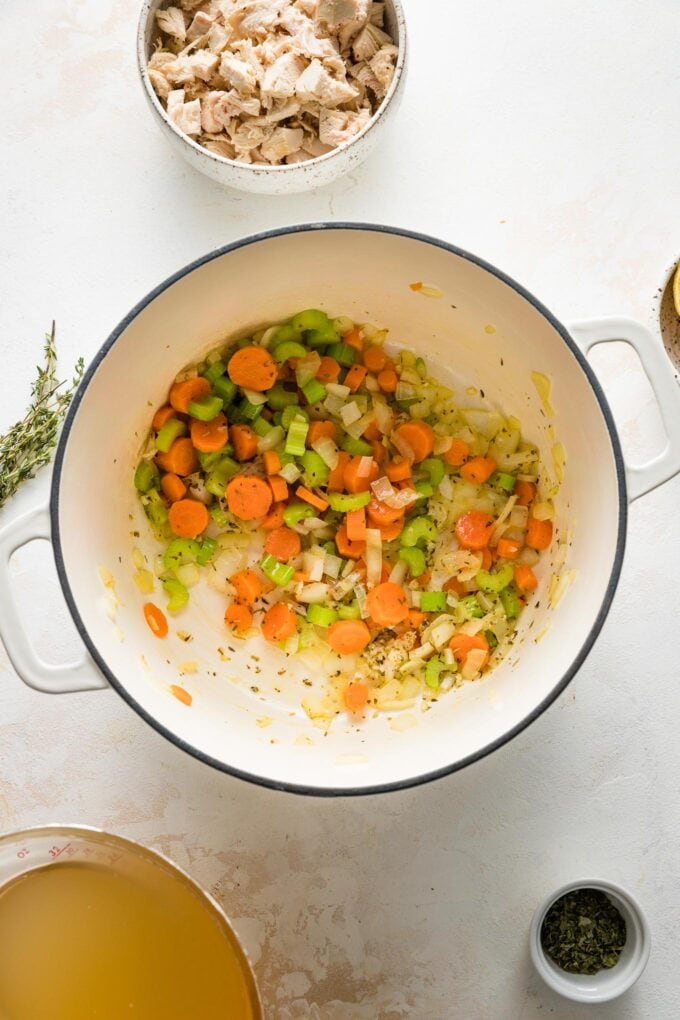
[0,323,83,507]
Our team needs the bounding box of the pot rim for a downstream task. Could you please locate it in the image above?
[50,223,628,797]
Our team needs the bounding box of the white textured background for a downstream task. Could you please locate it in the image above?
[2,0,680,1016]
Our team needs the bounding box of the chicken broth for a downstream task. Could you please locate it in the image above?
[0,856,259,1019]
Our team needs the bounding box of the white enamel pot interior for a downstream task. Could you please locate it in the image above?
[4,226,680,795]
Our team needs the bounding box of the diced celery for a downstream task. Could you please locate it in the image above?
[156,418,187,452]
[401,516,437,549]
[340,435,372,456]
[420,591,447,613]
[163,577,189,614]
[301,450,330,487]
[398,547,427,577]
[306,604,338,628]
[134,460,159,493]
[328,491,371,512]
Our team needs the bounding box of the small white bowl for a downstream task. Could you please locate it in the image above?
[529,879,651,1003]
[136,0,408,194]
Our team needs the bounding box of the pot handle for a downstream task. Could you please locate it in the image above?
[0,504,107,693]
[569,316,680,501]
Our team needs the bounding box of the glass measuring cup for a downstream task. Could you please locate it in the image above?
[0,825,263,1019]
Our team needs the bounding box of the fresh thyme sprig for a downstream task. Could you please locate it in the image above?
[0,323,84,507]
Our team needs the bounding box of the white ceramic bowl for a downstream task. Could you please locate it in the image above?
[136,0,408,194]
[529,879,651,1003]
[1,225,680,795]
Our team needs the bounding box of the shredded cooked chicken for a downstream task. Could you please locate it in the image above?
[148,0,397,165]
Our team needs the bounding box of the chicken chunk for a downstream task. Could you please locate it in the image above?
[260,126,304,163]
[318,106,370,146]
[200,89,228,132]
[369,44,398,91]
[261,51,307,101]
[188,50,219,81]
[352,22,392,62]
[207,22,230,53]
[219,53,258,94]
[164,55,197,85]
[187,10,214,40]
[167,90,202,135]
[156,6,187,42]
[229,0,287,39]
[148,68,171,101]
[314,0,371,46]
[295,59,358,106]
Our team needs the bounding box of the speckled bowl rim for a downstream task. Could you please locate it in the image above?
[136,0,408,176]
[529,878,651,1003]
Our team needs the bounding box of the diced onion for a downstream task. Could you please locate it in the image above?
[257,425,284,453]
[297,582,330,604]
[345,411,375,440]
[438,474,454,500]
[395,382,417,402]
[312,437,340,470]
[326,383,351,398]
[443,647,455,666]
[426,616,457,650]
[411,641,435,660]
[372,399,392,434]
[258,326,279,349]
[371,475,395,502]
[303,549,325,582]
[279,462,302,484]
[333,569,362,599]
[389,560,408,585]
[333,316,354,335]
[295,352,321,387]
[132,547,146,570]
[357,455,375,478]
[241,388,267,406]
[323,393,345,415]
[324,554,343,579]
[341,558,356,578]
[509,505,529,529]
[462,648,487,680]
[383,487,418,510]
[176,562,200,588]
[517,546,540,566]
[399,369,421,386]
[340,402,361,426]
[364,375,380,392]
[532,500,554,521]
[490,494,518,546]
[391,431,415,463]
[433,435,453,454]
[365,528,383,587]
[300,517,327,532]
[354,583,369,618]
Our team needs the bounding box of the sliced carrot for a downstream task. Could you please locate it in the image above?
[315,356,341,384]
[526,516,553,550]
[262,602,297,643]
[419,568,432,587]
[362,345,388,373]
[514,563,538,592]
[355,558,391,582]
[296,486,329,512]
[366,496,405,527]
[170,684,192,706]
[385,458,412,482]
[169,377,211,413]
[515,480,537,506]
[377,368,398,393]
[306,420,337,447]
[230,423,258,462]
[190,412,228,453]
[449,633,489,667]
[168,498,210,538]
[460,456,497,485]
[328,620,371,655]
[443,576,466,597]
[261,503,285,530]
[156,437,199,476]
[392,421,434,462]
[444,438,470,466]
[231,569,264,606]
[268,475,289,503]
[227,346,278,392]
[226,475,272,520]
[346,507,367,542]
[144,602,168,638]
[343,327,363,352]
[343,680,370,712]
[224,603,253,634]
[455,510,494,550]
[328,450,350,492]
[406,608,427,628]
[366,581,409,628]
[336,523,366,558]
[344,456,378,494]
[152,405,176,431]
[497,537,521,560]
[379,518,404,542]
[344,364,367,393]
[371,439,387,466]
[161,472,187,503]
[263,450,281,476]
[480,546,493,571]
[264,526,301,562]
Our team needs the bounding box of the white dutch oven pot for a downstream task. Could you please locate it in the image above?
[1,226,679,795]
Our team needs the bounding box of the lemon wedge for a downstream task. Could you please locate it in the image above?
[673,261,680,317]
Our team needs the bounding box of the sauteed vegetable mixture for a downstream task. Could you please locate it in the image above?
[134,311,554,712]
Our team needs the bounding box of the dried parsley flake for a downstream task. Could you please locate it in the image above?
[541,887,627,974]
